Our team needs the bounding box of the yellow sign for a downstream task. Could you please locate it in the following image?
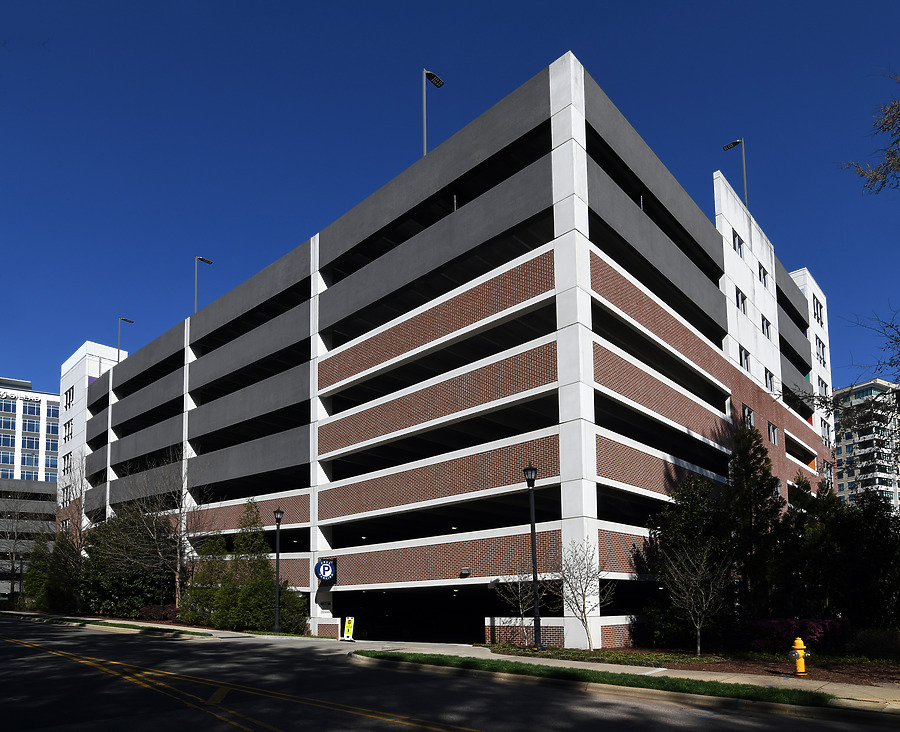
[343,616,355,641]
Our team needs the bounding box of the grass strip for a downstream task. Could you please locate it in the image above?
[478,644,725,667]
[356,651,834,708]
[16,614,210,636]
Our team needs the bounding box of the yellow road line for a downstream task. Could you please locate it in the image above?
[3,635,482,732]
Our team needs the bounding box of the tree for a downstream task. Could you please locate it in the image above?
[723,425,784,618]
[843,72,900,193]
[656,543,731,656]
[490,559,558,646]
[181,500,308,633]
[645,476,733,653]
[81,507,177,617]
[552,540,615,651]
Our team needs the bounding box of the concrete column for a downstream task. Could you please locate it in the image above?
[551,53,603,650]
[307,233,334,634]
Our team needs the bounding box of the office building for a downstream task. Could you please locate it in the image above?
[0,377,59,595]
[79,53,832,647]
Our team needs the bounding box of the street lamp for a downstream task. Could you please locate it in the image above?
[422,68,444,157]
[273,508,284,633]
[722,138,748,208]
[194,256,213,314]
[523,463,543,650]
[117,317,134,363]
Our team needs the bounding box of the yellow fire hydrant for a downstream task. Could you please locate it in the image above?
[789,637,807,676]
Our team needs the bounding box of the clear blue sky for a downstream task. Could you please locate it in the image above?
[3,1,897,394]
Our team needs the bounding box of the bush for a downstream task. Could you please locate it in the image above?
[139,603,179,622]
[846,628,900,660]
[732,619,846,654]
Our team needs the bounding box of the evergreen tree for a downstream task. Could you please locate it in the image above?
[722,424,784,618]
[23,533,51,609]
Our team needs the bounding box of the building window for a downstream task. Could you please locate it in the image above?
[761,316,771,339]
[0,451,13,465]
[0,416,14,430]
[0,434,14,448]
[62,452,72,476]
[47,403,59,419]
[837,471,844,479]
[21,452,40,467]
[64,387,75,410]
[45,455,57,469]
[742,404,754,427]
[739,346,750,371]
[818,377,828,396]
[0,399,15,413]
[835,446,842,455]
[46,438,58,452]
[21,419,39,434]
[815,336,827,367]
[765,369,775,391]
[44,472,57,483]
[21,435,40,450]
[838,483,844,492]
[22,401,41,416]
[732,229,744,258]
[813,296,824,326]
[21,470,39,481]
[758,263,768,288]
[46,421,59,436]
[845,431,852,440]
[0,468,12,479]
[735,287,747,314]
[63,420,74,443]
[768,422,778,444]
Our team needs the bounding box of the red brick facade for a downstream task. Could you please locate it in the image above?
[319,435,560,520]
[321,530,561,586]
[319,341,558,455]
[590,251,828,492]
[593,342,726,442]
[319,251,556,390]
[201,493,310,532]
[598,528,643,573]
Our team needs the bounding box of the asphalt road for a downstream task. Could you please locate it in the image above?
[0,617,889,731]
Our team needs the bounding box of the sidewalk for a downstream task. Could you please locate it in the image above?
[7,612,900,719]
[348,637,900,715]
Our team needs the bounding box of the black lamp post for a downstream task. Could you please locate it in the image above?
[523,463,542,650]
[273,508,284,633]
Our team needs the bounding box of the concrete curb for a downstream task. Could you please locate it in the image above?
[348,652,900,727]
[5,612,214,639]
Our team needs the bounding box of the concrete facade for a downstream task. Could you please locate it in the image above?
[79,53,833,647]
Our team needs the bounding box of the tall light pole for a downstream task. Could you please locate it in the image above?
[117,317,133,363]
[523,463,543,650]
[273,508,284,633]
[194,256,213,313]
[423,68,444,157]
[722,138,748,208]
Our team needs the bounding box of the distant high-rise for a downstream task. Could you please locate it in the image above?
[834,379,900,510]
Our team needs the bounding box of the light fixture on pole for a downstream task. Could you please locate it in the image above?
[117,317,134,363]
[523,463,543,650]
[273,508,284,633]
[722,138,748,208]
[194,256,213,314]
[422,68,444,157]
